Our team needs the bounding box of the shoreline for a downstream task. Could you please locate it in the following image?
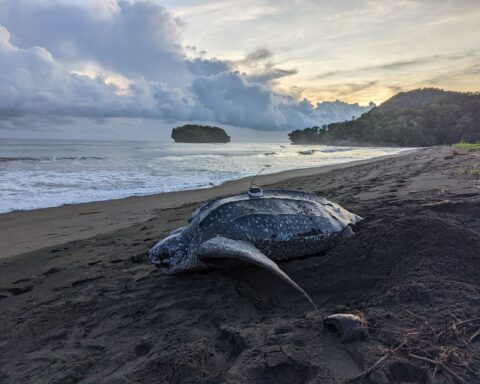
[0,149,416,259]
[1,145,480,383]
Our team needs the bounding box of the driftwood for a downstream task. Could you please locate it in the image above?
[346,351,390,383]
[345,312,480,383]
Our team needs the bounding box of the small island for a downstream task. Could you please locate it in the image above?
[171,124,230,143]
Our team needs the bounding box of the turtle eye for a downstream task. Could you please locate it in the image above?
[159,259,171,268]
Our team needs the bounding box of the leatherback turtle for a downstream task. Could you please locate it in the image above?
[148,190,362,308]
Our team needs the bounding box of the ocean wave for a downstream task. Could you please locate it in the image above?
[0,140,410,213]
[320,147,353,153]
[298,147,354,155]
[159,152,259,161]
[0,156,105,163]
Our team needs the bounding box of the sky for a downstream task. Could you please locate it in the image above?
[0,0,478,141]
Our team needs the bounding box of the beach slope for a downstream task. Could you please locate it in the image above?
[1,146,480,383]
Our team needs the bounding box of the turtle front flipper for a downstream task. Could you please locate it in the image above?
[198,236,316,309]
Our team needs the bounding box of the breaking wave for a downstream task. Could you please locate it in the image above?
[0,140,410,213]
[0,156,105,163]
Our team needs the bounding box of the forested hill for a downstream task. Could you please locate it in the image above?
[171,125,230,143]
[288,88,480,147]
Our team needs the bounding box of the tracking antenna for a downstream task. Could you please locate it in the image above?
[250,167,267,188]
[248,167,266,197]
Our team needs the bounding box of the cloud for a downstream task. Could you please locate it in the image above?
[186,57,230,77]
[0,0,188,83]
[0,0,374,133]
[315,50,480,79]
[303,81,381,103]
[191,71,311,130]
[315,70,342,80]
[247,68,298,85]
[426,63,480,85]
[191,71,373,130]
[241,48,273,66]
[0,23,192,121]
[336,81,379,96]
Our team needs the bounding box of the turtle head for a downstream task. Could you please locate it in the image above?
[148,231,197,274]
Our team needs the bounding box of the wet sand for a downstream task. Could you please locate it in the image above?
[0,152,412,259]
[1,146,480,383]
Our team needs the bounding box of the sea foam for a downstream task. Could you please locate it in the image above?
[0,140,409,213]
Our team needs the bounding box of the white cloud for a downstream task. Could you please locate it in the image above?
[0,0,374,134]
[171,0,480,105]
[191,71,372,130]
[0,0,188,83]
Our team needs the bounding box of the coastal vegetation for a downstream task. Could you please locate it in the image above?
[462,162,480,176]
[464,167,480,176]
[171,124,230,143]
[289,89,480,147]
[453,141,480,151]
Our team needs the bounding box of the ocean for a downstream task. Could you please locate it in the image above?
[0,139,409,213]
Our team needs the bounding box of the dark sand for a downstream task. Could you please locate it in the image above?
[1,146,480,383]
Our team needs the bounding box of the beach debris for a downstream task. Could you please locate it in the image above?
[345,311,480,383]
[148,189,362,309]
[78,211,100,216]
[323,313,369,343]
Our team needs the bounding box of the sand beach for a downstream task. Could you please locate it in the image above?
[1,146,480,383]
